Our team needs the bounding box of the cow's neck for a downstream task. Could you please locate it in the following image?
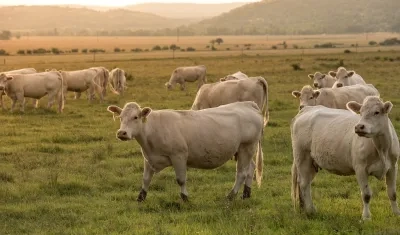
[372,119,393,175]
[134,125,153,160]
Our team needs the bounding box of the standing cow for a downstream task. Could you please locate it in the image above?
[0,71,64,113]
[220,71,249,82]
[60,69,103,102]
[75,66,109,100]
[329,67,366,88]
[291,96,400,220]
[107,101,264,201]
[109,68,127,95]
[165,65,207,91]
[1,68,37,110]
[292,84,379,110]
[308,72,336,88]
[191,76,269,127]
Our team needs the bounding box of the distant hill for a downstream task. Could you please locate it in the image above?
[0,6,192,32]
[125,2,251,19]
[194,0,400,35]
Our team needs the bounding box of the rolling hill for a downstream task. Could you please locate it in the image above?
[194,0,400,35]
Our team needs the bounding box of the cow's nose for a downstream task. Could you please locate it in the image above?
[313,83,319,88]
[355,124,365,132]
[336,83,343,88]
[117,130,129,140]
[299,105,305,110]
[0,86,4,90]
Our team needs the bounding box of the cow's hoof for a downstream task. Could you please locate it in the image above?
[137,189,147,202]
[180,193,189,202]
[241,185,251,199]
[226,191,237,201]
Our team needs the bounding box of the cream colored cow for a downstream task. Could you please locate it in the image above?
[330,67,366,88]
[0,71,64,113]
[109,68,127,95]
[292,84,379,110]
[60,69,103,102]
[308,72,336,88]
[291,96,400,220]
[107,101,264,202]
[191,76,269,127]
[75,67,109,100]
[220,71,249,82]
[165,65,207,91]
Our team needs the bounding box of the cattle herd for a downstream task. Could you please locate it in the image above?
[1,65,399,221]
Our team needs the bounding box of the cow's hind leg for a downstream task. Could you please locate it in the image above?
[242,160,256,199]
[297,152,317,215]
[355,168,372,220]
[385,163,400,216]
[170,154,189,201]
[47,91,57,110]
[227,144,254,200]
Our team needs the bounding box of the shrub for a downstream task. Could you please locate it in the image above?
[89,48,105,53]
[27,50,32,54]
[81,49,88,53]
[205,45,210,49]
[186,47,196,51]
[271,45,277,50]
[33,48,47,54]
[369,41,377,46]
[162,46,169,50]
[152,45,162,51]
[0,49,9,55]
[180,49,186,52]
[131,48,142,52]
[226,48,230,51]
[293,44,299,49]
[337,59,345,67]
[17,49,25,55]
[211,46,217,51]
[379,38,400,46]
[144,49,149,52]
[314,43,335,48]
[114,47,121,52]
[291,63,303,71]
[51,47,60,54]
[344,49,351,53]
[71,48,79,53]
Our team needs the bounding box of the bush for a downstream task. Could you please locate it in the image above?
[81,49,88,53]
[131,48,142,52]
[71,48,79,53]
[27,50,32,54]
[51,47,60,54]
[205,45,210,49]
[162,46,169,50]
[271,45,277,50]
[89,48,105,53]
[152,45,162,51]
[379,37,400,46]
[211,46,217,51]
[144,49,149,52]
[17,49,25,55]
[0,49,9,55]
[226,48,230,50]
[291,63,303,71]
[186,47,196,51]
[293,44,299,49]
[344,49,351,53]
[368,41,377,46]
[180,49,186,52]
[314,43,335,48]
[33,48,47,54]
[114,47,121,52]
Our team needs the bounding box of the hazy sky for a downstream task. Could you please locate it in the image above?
[0,0,260,6]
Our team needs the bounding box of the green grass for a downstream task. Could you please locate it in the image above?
[1,50,400,234]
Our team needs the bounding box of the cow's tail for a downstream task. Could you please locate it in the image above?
[257,77,269,127]
[91,71,104,101]
[108,70,121,95]
[291,161,299,210]
[255,134,264,188]
[102,68,109,97]
[57,72,64,113]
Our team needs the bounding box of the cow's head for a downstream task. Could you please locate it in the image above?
[107,102,152,141]
[0,73,13,90]
[329,67,355,88]
[347,96,392,138]
[292,85,320,110]
[308,72,326,88]
[165,82,173,90]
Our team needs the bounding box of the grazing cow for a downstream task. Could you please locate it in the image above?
[191,77,269,127]
[75,67,109,100]
[291,96,400,220]
[1,68,37,109]
[0,71,64,113]
[308,72,335,88]
[109,68,127,95]
[165,65,207,91]
[329,67,366,88]
[292,84,379,110]
[60,69,103,102]
[107,101,264,201]
[220,71,249,81]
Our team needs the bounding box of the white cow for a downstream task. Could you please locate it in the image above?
[109,68,127,95]
[191,76,269,127]
[308,72,335,88]
[220,71,249,82]
[1,68,37,109]
[329,67,366,88]
[107,101,264,201]
[165,65,207,91]
[0,71,64,113]
[60,69,103,102]
[291,96,400,220]
[75,67,109,100]
[292,84,379,110]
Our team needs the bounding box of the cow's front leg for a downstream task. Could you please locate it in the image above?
[170,154,189,201]
[386,163,400,215]
[355,168,372,220]
[0,94,5,110]
[137,159,155,202]
[180,82,186,91]
[74,92,81,99]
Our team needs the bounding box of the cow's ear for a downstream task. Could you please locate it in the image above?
[329,71,337,77]
[346,101,362,114]
[313,90,321,98]
[383,101,393,114]
[308,74,314,79]
[347,71,355,77]
[141,107,152,118]
[107,105,122,121]
[220,77,226,82]
[5,75,13,81]
[292,91,301,98]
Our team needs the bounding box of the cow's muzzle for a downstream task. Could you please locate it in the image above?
[313,83,319,88]
[336,83,343,88]
[0,86,4,90]
[299,105,305,110]
[355,124,368,137]
[117,130,130,141]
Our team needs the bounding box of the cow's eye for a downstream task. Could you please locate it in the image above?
[374,111,380,115]
[134,116,138,120]
[309,97,313,100]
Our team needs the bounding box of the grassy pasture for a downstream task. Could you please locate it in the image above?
[1,40,400,234]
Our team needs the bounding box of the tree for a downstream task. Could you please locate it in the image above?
[215,38,224,45]
[170,44,179,59]
[0,30,12,40]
